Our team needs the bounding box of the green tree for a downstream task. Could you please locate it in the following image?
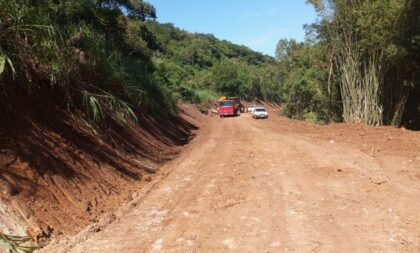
[305,0,419,127]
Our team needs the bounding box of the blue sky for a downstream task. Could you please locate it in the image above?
[147,0,318,56]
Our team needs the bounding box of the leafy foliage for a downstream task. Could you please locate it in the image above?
[0,0,172,123]
[143,21,280,103]
[275,40,340,124]
[0,0,283,125]
[0,233,40,253]
[277,0,419,127]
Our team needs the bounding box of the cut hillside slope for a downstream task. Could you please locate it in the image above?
[0,96,202,241]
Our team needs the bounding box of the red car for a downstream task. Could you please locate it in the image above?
[218,100,238,117]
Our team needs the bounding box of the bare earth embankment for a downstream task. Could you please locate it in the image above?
[0,100,202,244]
[39,108,420,253]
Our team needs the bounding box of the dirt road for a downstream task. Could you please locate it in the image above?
[40,111,420,253]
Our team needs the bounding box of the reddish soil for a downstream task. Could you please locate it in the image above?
[39,108,420,253]
[0,96,202,241]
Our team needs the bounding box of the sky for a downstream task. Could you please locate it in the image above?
[147,0,318,56]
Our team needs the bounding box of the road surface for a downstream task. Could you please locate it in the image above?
[40,111,420,253]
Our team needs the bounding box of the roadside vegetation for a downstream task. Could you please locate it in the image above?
[276,0,419,128]
[0,0,418,128]
[0,0,280,127]
[0,0,165,123]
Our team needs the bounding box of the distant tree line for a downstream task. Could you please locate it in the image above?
[141,21,281,103]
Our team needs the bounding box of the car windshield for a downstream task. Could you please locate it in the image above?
[220,101,233,106]
[256,108,266,112]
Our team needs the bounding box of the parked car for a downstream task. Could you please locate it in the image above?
[247,105,257,113]
[252,107,268,119]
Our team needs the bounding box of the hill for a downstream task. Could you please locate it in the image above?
[141,20,281,103]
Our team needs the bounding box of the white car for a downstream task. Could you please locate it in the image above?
[247,105,257,113]
[252,107,268,119]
